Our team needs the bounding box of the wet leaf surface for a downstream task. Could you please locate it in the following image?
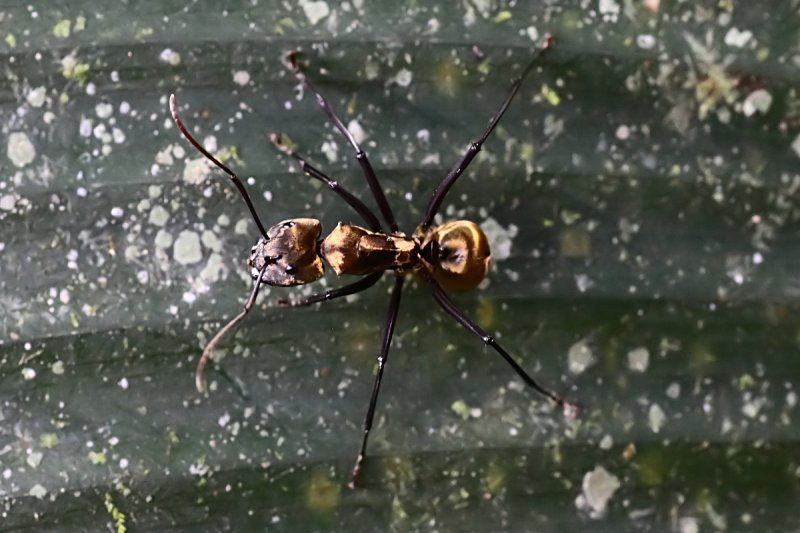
[2,1,800,531]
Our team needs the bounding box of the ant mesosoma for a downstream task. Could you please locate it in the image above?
[169,34,575,488]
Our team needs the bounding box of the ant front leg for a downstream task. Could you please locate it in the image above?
[420,35,554,230]
[270,133,381,232]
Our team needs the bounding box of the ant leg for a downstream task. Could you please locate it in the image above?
[169,94,269,239]
[426,277,576,416]
[271,133,381,232]
[286,52,398,233]
[420,35,554,230]
[278,271,383,307]
[349,274,405,488]
[196,264,268,393]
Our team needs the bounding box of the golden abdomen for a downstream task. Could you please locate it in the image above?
[418,220,491,292]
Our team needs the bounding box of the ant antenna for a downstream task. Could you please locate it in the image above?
[195,263,268,393]
[169,94,269,239]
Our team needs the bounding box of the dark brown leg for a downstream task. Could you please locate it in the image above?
[270,133,381,232]
[278,271,383,307]
[427,277,575,415]
[420,35,554,231]
[349,274,405,488]
[286,52,398,233]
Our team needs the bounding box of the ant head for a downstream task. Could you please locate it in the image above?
[418,220,491,292]
[248,218,325,286]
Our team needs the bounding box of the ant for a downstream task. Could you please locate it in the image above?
[169,34,575,488]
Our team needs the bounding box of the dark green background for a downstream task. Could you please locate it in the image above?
[1,1,799,531]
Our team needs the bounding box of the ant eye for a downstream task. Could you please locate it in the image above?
[285,265,295,274]
[283,221,295,228]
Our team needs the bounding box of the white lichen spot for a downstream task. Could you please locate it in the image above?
[679,517,699,533]
[148,205,170,226]
[155,145,175,166]
[26,86,47,107]
[201,230,222,253]
[118,377,129,390]
[21,367,36,380]
[649,403,666,432]
[791,134,800,158]
[599,0,620,19]
[615,124,630,140]
[636,34,656,49]
[567,338,594,374]
[577,466,620,517]
[7,132,36,167]
[627,347,650,372]
[112,127,126,144]
[234,218,249,235]
[526,26,539,42]
[666,382,680,399]
[575,274,594,293]
[480,217,518,262]
[95,102,113,119]
[52,361,65,375]
[182,157,212,185]
[321,140,339,163]
[79,118,92,137]
[300,0,330,25]
[742,89,772,116]
[110,206,124,218]
[233,70,251,86]
[201,253,225,283]
[26,451,43,469]
[0,194,17,211]
[724,28,753,48]
[59,288,70,304]
[29,484,48,499]
[218,411,231,427]
[347,119,367,145]
[599,434,613,450]
[155,229,173,249]
[159,48,182,66]
[742,397,764,418]
[391,68,413,88]
[173,230,203,265]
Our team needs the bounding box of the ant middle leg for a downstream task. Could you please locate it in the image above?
[278,271,383,307]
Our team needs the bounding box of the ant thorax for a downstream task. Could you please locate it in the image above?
[417,220,491,292]
[248,218,325,286]
[320,223,418,276]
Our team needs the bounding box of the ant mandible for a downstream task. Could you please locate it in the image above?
[169,34,576,488]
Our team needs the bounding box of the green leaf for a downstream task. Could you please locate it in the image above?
[2,1,799,530]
